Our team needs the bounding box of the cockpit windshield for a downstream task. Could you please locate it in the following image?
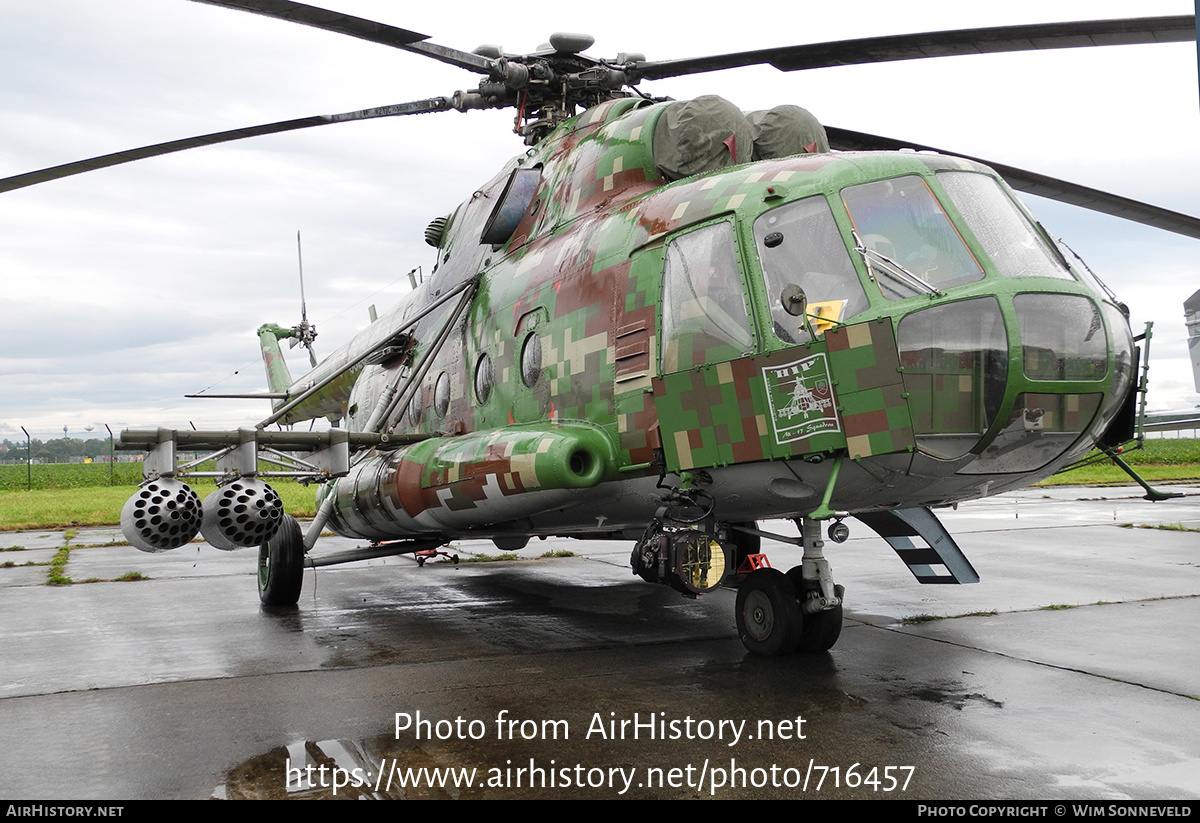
[841,175,984,299]
[936,172,1073,282]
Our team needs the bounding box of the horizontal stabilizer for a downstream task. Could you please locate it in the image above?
[856,506,979,584]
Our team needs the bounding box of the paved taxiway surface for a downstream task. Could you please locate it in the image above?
[1,485,1197,799]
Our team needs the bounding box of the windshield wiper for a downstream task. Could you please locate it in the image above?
[852,235,942,298]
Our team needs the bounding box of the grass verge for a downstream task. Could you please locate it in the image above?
[1117,522,1200,533]
[0,481,316,530]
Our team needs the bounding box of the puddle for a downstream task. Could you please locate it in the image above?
[218,737,475,800]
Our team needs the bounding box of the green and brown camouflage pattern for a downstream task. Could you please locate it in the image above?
[327,423,614,538]
[233,96,1134,539]
[650,319,913,472]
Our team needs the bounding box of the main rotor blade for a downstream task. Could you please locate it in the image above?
[825,126,1200,241]
[633,16,1195,80]
[188,0,496,74]
[0,99,450,194]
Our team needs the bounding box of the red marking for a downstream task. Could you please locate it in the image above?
[412,547,459,566]
[549,402,556,420]
[766,186,775,194]
[736,553,771,577]
[509,410,515,424]
[552,280,562,293]
[804,141,818,154]
[722,133,738,162]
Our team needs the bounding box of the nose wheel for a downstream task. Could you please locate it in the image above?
[735,568,802,655]
[733,516,845,656]
[735,568,845,655]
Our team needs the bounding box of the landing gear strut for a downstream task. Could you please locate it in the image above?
[733,517,844,656]
[788,569,844,652]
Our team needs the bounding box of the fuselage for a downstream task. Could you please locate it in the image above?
[316,97,1133,542]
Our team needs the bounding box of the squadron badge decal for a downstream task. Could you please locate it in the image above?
[761,353,840,445]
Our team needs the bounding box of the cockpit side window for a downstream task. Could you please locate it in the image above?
[753,195,868,344]
[660,222,755,373]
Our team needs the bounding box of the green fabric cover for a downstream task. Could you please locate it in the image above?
[745,105,829,159]
[653,96,753,181]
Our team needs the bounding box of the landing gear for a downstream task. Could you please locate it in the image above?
[735,568,801,656]
[258,514,304,606]
[787,568,844,652]
[733,516,845,656]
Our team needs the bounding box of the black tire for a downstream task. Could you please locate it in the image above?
[735,568,802,656]
[786,567,844,652]
[258,515,303,606]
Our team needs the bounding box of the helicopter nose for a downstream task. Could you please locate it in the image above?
[896,291,1133,477]
[956,293,1133,476]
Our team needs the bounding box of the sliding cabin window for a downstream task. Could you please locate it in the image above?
[753,195,869,344]
[660,222,755,373]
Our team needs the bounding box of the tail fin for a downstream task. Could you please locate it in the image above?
[257,323,296,406]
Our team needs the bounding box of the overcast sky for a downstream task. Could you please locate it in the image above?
[1,0,1197,440]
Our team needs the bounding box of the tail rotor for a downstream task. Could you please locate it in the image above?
[289,230,318,368]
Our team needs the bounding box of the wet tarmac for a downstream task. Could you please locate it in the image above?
[0,485,1197,799]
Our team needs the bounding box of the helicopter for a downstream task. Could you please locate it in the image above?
[3,1,1198,657]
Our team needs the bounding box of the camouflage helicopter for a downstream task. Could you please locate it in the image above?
[5,1,1198,657]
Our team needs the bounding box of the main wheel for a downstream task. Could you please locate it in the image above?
[735,568,802,656]
[258,514,304,606]
[786,567,844,652]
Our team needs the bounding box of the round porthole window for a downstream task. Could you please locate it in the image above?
[434,372,450,418]
[520,332,542,387]
[474,353,494,404]
[408,391,422,427]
